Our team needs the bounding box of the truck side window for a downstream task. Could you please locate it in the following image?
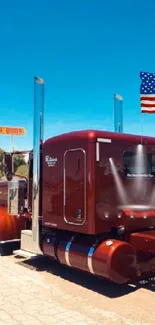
[123,151,154,177]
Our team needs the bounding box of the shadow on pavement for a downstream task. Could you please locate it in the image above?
[15,255,139,298]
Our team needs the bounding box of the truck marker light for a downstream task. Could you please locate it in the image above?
[130,215,134,219]
[88,132,95,138]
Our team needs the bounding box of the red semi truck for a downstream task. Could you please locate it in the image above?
[1,76,155,284]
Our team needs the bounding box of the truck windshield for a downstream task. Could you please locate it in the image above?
[124,151,155,178]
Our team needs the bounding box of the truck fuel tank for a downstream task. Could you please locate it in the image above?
[43,233,137,284]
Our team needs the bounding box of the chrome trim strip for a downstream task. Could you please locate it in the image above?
[87,246,95,274]
[97,138,111,143]
[63,148,87,226]
[65,236,75,266]
[96,142,100,161]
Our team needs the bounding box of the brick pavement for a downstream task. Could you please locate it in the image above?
[0,255,155,325]
[0,256,99,325]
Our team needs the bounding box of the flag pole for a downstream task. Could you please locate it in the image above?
[10,135,14,152]
[140,113,144,137]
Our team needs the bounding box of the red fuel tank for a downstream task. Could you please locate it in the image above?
[0,207,25,241]
[43,233,137,284]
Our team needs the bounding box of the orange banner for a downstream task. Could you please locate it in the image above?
[0,127,25,136]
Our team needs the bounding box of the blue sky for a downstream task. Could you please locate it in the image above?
[0,0,155,151]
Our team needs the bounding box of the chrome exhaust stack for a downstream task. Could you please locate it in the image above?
[12,76,45,257]
[32,76,45,250]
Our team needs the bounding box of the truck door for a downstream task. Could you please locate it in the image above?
[63,148,86,225]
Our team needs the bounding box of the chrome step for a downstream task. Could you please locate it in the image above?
[13,249,38,259]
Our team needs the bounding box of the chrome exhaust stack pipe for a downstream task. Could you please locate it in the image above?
[32,76,45,250]
[11,76,45,257]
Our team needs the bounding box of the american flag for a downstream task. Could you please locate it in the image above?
[140,71,155,113]
[34,76,44,84]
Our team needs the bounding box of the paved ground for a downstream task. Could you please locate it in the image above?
[0,255,155,325]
